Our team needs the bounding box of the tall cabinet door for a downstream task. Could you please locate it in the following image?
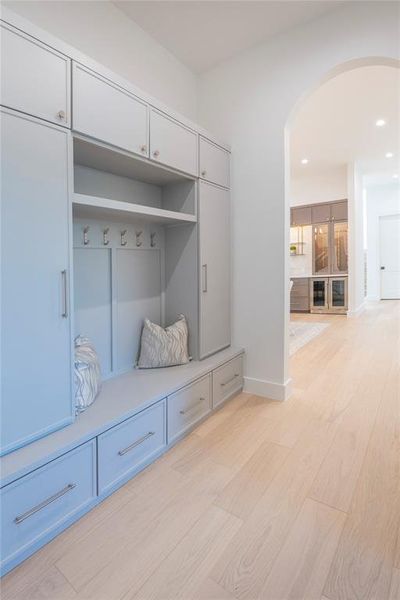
[199,181,231,358]
[1,109,73,455]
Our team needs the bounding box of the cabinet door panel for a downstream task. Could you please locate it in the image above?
[199,137,230,188]
[199,182,231,358]
[72,63,148,156]
[150,109,198,176]
[1,23,70,127]
[311,203,331,223]
[291,206,312,226]
[1,110,73,455]
[331,201,347,221]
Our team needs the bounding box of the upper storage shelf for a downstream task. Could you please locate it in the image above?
[73,137,197,225]
[73,193,196,225]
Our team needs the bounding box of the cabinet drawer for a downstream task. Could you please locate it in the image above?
[72,63,148,156]
[212,355,243,409]
[150,109,198,176]
[168,375,211,443]
[1,23,71,127]
[1,441,96,571]
[98,401,166,495]
[199,137,230,188]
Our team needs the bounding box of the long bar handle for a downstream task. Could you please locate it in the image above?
[118,431,155,456]
[221,374,240,387]
[202,264,208,293]
[14,483,76,524]
[61,269,68,318]
[180,397,206,415]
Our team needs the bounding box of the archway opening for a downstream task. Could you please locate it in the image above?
[284,58,400,389]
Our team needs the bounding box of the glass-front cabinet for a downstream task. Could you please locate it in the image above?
[332,221,348,273]
[310,278,329,312]
[312,213,348,276]
[330,277,348,312]
[310,277,348,313]
[313,224,330,274]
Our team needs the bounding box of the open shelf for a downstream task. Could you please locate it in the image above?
[73,193,197,225]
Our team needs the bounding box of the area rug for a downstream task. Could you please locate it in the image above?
[289,321,330,356]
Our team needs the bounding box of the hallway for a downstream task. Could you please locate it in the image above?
[2,301,400,600]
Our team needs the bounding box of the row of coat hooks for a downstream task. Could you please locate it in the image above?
[82,226,157,247]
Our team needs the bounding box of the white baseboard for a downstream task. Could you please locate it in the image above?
[243,376,292,401]
[347,300,366,317]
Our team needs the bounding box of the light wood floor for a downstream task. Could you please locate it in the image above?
[2,301,400,600]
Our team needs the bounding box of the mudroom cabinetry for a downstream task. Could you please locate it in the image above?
[1,22,71,127]
[0,109,74,456]
[199,181,231,358]
[0,10,240,576]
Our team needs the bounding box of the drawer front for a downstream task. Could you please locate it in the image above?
[1,441,96,569]
[98,400,166,495]
[150,109,198,176]
[213,356,244,409]
[168,375,211,443]
[199,137,230,188]
[72,63,149,156]
[1,23,71,127]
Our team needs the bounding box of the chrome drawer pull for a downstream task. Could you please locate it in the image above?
[118,431,155,456]
[180,397,206,415]
[221,373,240,387]
[14,483,76,524]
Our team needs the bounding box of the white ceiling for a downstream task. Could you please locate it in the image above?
[114,1,343,73]
[290,65,400,185]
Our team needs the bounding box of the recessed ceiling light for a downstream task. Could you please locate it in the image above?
[375,119,386,127]
[301,158,309,165]
[393,174,399,179]
[385,152,394,158]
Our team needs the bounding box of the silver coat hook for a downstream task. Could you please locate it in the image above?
[83,226,90,246]
[120,229,127,246]
[135,230,143,247]
[150,232,156,247]
[103,227,110,246]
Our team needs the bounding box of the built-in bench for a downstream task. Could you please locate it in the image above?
[0,347,244,575]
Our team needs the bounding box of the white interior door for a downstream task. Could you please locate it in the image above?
[380,214,400,299]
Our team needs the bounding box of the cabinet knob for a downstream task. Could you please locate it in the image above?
[140,144,147,154]
[153,150,160,158]
[57,110,66,121]
[201,170,207,177]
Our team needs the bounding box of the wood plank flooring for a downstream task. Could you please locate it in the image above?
[2,301,399,600]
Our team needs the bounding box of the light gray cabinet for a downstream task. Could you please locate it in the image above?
[199,181,231,358]
[1,109,73,455]
[290,206,312,226]
[150,109,198,176]
[199,137,230,188]
[72,63,149,157]
[1,23,71,127]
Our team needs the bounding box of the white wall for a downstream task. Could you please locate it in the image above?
[291,167,347,206]
[347,163,365,315]
[366,183,400,300]
[198,1,399,399]
[2,0,197,120]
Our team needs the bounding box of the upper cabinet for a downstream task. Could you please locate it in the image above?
[311,201,347,224]
[291,206,312,227]
[311,203,331,224]
[199,137,230,188]
[331,200,347,221]
[72,63,149,157]
[150,109,198,176]
[0,23,71,127]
